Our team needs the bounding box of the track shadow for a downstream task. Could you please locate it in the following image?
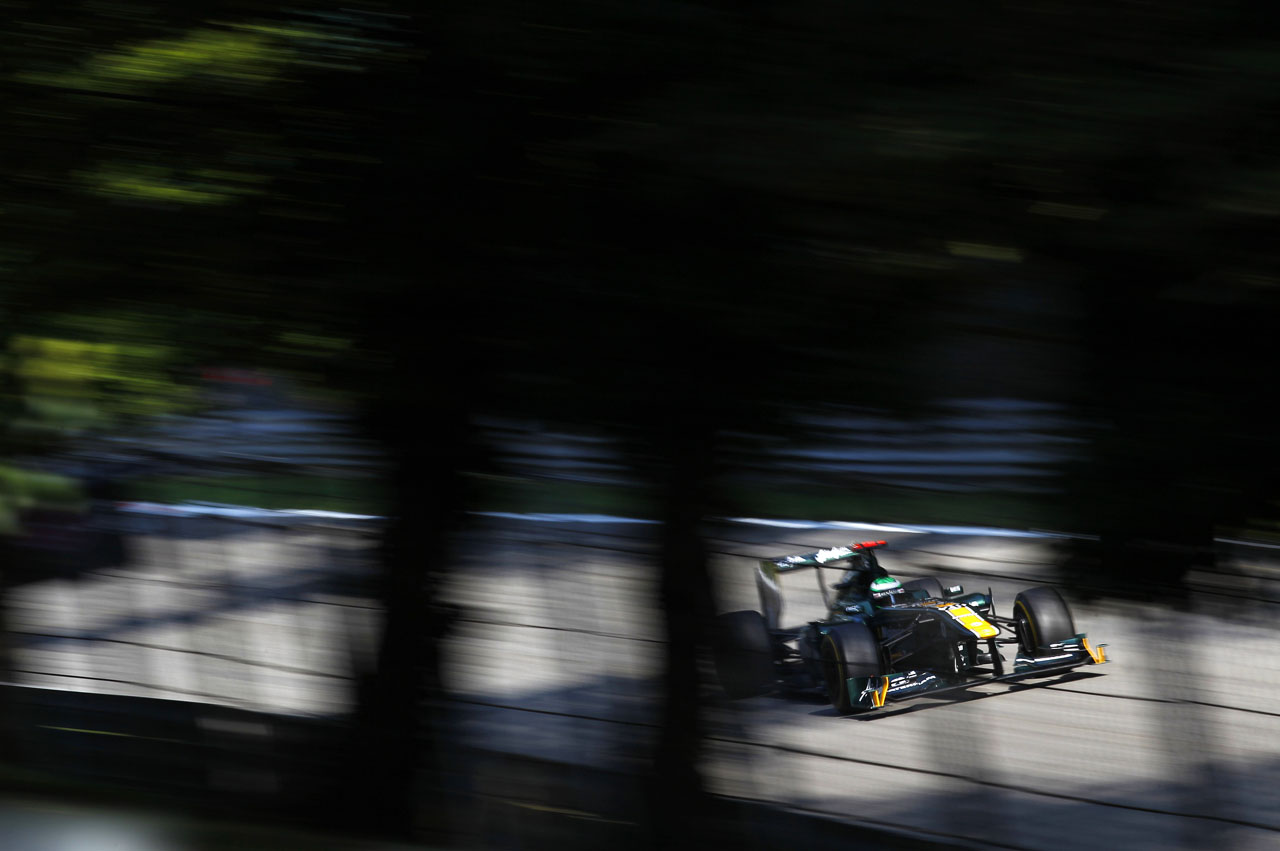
[4,652,1276,851]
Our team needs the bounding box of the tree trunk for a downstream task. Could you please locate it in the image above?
[649,419,716,847]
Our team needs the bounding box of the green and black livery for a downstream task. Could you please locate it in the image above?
[714,540,1108,714]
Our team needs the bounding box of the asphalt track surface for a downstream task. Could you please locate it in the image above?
[5,514,1279,849]
[6,521,380,717]
[445,517,1280,851]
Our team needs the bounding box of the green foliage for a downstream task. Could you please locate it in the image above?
[0,464,83,534]
[16,24,314,94]
[0,7,386,445]
[79,163,268,205]
[6,317,198,432]
[4,0,1280,534]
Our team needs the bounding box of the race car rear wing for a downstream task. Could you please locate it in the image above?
[756,540,888,630]
[762,540,888,572]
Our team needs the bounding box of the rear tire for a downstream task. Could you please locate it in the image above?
[900,577,945,600]
[1013,587,1076,654]
[820,621,884,714]
[712,611,775,698]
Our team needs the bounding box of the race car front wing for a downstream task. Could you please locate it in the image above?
[845,634,1110,711]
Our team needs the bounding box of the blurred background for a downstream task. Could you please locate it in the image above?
[2,0,1279,848]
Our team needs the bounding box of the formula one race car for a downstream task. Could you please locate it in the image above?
[712,540,1108,713]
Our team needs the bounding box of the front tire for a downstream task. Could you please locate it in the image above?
[820,621,884,714]
[1013,586,1076,655]
[712,611,775,698]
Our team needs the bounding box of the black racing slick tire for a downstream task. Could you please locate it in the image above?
[820,621,884,715]
[900,577,945,600]
[712,611,775,699]
[1013,586,1077,655]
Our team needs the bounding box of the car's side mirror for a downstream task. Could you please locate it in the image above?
[946,584,963,597]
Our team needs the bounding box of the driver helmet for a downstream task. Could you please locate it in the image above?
[869,575,906,607]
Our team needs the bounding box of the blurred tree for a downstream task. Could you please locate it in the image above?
[0,0,436,834]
